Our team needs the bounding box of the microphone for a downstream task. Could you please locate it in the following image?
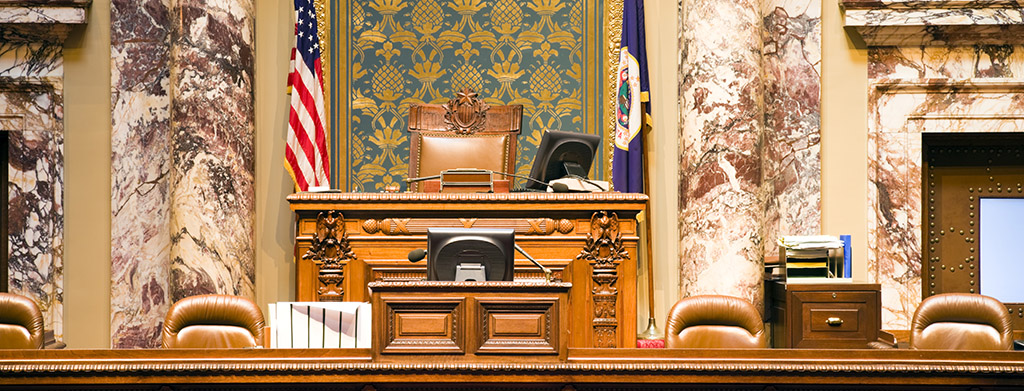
[549,182,569,193]
[513,244,552,282]
[404,174,441,183]
[408,248,427,263]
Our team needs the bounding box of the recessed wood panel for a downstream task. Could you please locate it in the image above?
[379,298,464,354]
[396,313,450,337]
[490,313,543,336]
[477,297,559,355]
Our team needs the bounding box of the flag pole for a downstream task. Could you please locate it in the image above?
[637,104,661,341]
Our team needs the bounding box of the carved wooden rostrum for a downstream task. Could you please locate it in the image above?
[288,192,645,348]
[302,210,357,301]
[577,211,629,348]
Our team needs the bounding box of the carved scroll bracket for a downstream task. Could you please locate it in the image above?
[303,210,357,301]
[576,211,629,347]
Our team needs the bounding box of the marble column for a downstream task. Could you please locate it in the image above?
[110,0,254,348]
[167,0,255,302]
[0,1,89,344]
[760,1,822,253]
[110,0,173,349]
[679,0,765,307]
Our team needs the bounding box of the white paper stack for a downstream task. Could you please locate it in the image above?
[267,301,371,348]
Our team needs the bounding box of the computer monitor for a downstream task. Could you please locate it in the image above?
[525,130,602,190]
[426,228,515,281]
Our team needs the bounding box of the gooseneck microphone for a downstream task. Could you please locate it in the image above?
[407,248,427,263]
[514,244,553,282]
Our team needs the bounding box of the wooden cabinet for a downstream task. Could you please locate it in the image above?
[768,281,882,348]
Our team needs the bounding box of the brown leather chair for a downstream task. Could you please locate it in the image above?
[0,292,44,349]
[407,88,522,191]
[162,294,264,349]
[665,295,766,349]
[910,293,1013,350]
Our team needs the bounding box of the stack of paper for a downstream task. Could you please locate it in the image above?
[266,301,371,348]
[778,235,844,250]
[778,235,849,283]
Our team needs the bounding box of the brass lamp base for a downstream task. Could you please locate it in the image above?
[637,317,663,340]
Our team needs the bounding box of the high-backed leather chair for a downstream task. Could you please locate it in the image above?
[910,293,1013,350]
[665,295,766,349]
[0,292,44,349]
[162,294,264,349]
[407,88,522,191]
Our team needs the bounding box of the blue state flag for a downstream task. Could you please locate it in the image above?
[612,0,650,194]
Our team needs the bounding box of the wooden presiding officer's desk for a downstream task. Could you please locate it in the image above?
[287,191,647,349]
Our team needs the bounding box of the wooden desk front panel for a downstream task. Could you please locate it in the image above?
[369,281,570,360]
[289,192,646,349]
[3,349,1024,389]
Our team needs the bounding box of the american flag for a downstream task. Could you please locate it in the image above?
[285,0,330,191]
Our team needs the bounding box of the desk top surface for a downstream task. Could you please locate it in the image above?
[288,191,648,207]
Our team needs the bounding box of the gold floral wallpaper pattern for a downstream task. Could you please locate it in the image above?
[329,0,607,191]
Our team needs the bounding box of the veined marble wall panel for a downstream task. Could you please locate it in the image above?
[0,20,71,343]
[868,45,1024,328]
[0,78,64,342]
[0,25,67,78]
[0,5,86,25]
[110,0,172,349]
[167,0,255,302]
[761,0,822,255]
[844,2,1024,46]
[679,0,764,307]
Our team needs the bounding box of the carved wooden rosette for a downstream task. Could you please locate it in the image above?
[302,210,357,301]
[443,88,489,135]
[576,211,629,347]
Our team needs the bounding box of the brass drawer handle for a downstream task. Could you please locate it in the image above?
[826,317,844,326]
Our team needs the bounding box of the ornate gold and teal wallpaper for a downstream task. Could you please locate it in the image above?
[328,0,608,191]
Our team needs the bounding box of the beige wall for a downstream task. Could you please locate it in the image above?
[821,1,869,281]
[641,1,681,330]
[63,0,112,349]
[254,0,300,317]
[58,1,871,348]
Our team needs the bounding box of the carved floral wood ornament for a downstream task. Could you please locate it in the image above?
[303,210,357,301]
[577,211,629,347]
[443,88,490,135]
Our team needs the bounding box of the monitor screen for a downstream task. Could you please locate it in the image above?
[979,198,1024,303]
[426,228,515,281]
[525,130,602,190]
